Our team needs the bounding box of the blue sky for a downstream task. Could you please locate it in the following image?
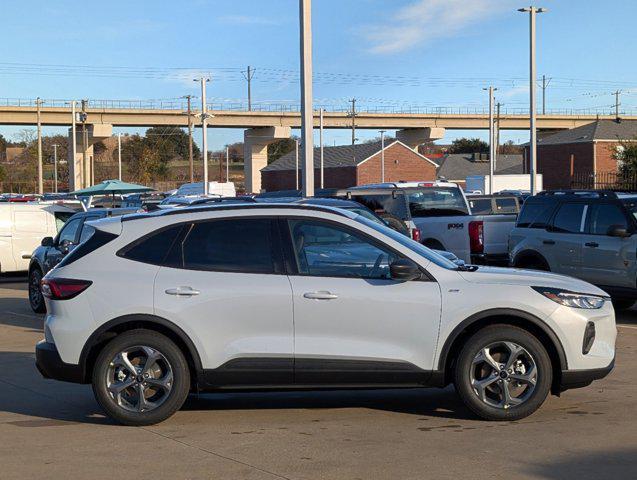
[1,0,636,149]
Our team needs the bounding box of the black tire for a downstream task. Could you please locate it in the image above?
[514,256,550,271]
[28,267,46,313]
[92,329,190,426]
[453,325,552,421]
[612,298,635,311]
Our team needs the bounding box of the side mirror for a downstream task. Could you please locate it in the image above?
[389,258,422,282]
[607,225,631,238]
[41,237,54,247]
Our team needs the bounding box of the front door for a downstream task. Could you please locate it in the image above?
[581,203,636,289]
[153,217,294,386]
[282,217,442,385]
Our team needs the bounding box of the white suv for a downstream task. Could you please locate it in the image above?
[36,204,616,425]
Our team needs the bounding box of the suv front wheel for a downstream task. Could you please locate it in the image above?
[92,329,190,426]
[454,325,552,421]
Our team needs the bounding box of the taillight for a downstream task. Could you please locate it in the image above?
[468,221,484,254]
[41,278,92,300]
[412,228,422,242]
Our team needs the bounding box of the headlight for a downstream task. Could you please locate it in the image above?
[532,287,606,309]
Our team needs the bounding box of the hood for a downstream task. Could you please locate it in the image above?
[458,266,609,297]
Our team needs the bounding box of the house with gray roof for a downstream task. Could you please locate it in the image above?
[437,153,524,187]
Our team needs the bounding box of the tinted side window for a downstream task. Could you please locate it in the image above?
[121,225,184,265]
[494,197,518,214]
[58,218,82,244]
[516,200,554,228]
[469,199,493,215]
[181,219,275,273]
[288,219,399,279]
[589,204,628,235]
[350,194,409,220]
[552,203,585,233]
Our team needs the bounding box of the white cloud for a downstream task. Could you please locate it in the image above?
[218,14,279,26]
[363,0,507,54]
[499,84,529,99]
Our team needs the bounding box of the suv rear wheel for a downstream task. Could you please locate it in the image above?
[454,325,552,421]
[92,329,190,426]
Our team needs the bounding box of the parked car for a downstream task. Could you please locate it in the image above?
[0,203,75,274]
[334,183,517,265]
[467,195,520,216]
[509,190,637,309]
[36,203,615,425]
[28,207,138,313]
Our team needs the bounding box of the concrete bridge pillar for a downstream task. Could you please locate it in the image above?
[243,126,291,193]
[396,127,445,150]
[67,123,113,190]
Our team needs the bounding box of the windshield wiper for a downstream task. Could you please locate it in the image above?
[456,264,479,272]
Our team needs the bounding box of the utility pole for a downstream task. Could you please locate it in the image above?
[71,101,78,190]
[184,95,194,183]
[81,99,89,188]
[117,133,122,181]
[295,139,299,190]
[299,0,315,196]
[242,66,255,111]
[380,130,386,183]
[319,107,324,189]
[496,102,502,162]
[52,144,59,193]
[541,75,551,115]
[349,97,357,162]
[614,90,621,120]
[484,87,497,194]
[36,98,43,194]
[226,146,229,183]
[518,6,547,196]
[196,78,211,195]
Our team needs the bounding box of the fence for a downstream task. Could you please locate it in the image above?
[571,172,637,192]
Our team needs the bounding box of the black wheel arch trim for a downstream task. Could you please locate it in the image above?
[79,314,204,382]
[436,308,568,372]
[512,249,550,268]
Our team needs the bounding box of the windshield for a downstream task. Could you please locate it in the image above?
[621,198,637,221]
[407,187,470,217]
[353,215,459,270]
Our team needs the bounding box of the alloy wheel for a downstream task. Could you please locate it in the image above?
[106,346,173,413]
[470,341,538,410]
[29,270,43,309]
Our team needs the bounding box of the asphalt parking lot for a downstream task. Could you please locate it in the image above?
[0,278,635,480]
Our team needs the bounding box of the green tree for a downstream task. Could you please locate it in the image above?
[613,139,637,175]
[448,137,489,154]
[268,136,299,164]
[144,126,200,164]
[0,164,6,182]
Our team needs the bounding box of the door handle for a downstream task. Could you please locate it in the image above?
[585,242,599,248]
[165,286,200,296]
[303,291,338,300]
[542,240,555,245]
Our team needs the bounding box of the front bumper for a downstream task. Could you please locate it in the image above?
[35,340,86,384]
[559,357,615,392]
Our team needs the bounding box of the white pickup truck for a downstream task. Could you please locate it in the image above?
[340,182,518,265]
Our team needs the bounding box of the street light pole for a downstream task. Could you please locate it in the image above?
[117,133,122,181]
[519,6,547,196]
[295,139,299,190]
[483,86,497,194]
[380,130,386,183]
[36,97,43,194]
[226,146,230,184]
[196,77,211,195]
[319,107,324,189]
[299,0,315,197]
[71,101,77,190]
[52,144,59,193]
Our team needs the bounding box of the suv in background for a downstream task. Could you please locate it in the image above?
[28,207,138,313]
[509,190,637,309]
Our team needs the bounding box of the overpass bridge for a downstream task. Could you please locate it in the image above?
[2,99,636,192]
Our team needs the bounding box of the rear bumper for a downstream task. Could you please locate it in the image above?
[559,357,615,392]
[35,340,86,384]
[470,253,510,266]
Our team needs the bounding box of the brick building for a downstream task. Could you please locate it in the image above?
[525,120,637,190]
[261,139,438,191]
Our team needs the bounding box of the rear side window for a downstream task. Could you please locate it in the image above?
[494,197,518,214]
[469,198,493,215]
[179,218,276,274]
[516,200,554,228]
[551,203,585,233]
[588,204,628,235]
[119,225,184,265]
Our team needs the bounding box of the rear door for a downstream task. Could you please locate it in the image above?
[542,202,588,277]
[581,202,635,288]
[282,216,442,384]
[153,217,294,385]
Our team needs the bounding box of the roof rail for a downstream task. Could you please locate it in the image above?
[189,196,256,206]
[537,190,619,199]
